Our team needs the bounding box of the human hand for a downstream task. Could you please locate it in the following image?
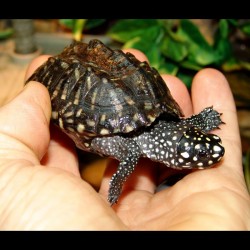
[0,50,249,230]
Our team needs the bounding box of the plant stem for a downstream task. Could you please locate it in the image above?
[73,19,87,41]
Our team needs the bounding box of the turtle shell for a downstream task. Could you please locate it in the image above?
[26,39,184,149]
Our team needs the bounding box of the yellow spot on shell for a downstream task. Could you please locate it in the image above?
[77,124,85,133]
[100,128,109,135]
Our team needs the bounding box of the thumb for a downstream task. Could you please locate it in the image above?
[0,81,51,163]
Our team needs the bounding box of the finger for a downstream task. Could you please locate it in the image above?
[25,55,51,80]
[123,48,149,63]
[191,68,242,172]
[0,81,51,164]
[25,55,80,175]
[41,125,80,177]
[161,75,193,117]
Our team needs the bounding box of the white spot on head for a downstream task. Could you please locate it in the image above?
[197,162,203,167]
[178,158,184,163]
[213,135,220,140]
[213,145,222,152]
[208,160,213,165]
[172,136,177,140]
[193,156,198,161]
[212,153,220,158]
[181,152,190,158]
[206,137,211,141]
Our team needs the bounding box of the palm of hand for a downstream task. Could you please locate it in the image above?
[0,51,249,230]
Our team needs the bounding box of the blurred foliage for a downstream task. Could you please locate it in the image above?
[56,19,250,88]
[59,19,106,41]
[0,20,13,40]
[107,19,250,88]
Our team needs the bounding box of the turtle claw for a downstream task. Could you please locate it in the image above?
[108,195,119,206]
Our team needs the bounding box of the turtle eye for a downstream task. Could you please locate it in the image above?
[197,148,208,159]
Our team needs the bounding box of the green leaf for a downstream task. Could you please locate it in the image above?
[221,57,242,71]
[0,28,13,40]
[59,19,106,32]
[161,35,188,62]
[107,19,159,43]
[158,59,179,75]
[177,19,221,65]
[219,19,229,38]
[221,57,250,71]
[213,19,232,65]
[240,22,250,36]
[227,19,238,26]
[180,60,202,71]
[73,19,87,41]
[85,19,106,30]
[59,19,75,30]
[122,25,164,67]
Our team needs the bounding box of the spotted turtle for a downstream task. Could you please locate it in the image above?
[26,39,225,205]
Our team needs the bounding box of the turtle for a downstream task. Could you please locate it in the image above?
[25,39,225,205]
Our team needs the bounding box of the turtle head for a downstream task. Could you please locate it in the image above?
[174,127,224,169]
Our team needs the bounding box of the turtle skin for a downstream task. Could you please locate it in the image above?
[26,39,225,205]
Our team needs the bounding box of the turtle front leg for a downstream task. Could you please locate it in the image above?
[91,136,141,205]
[185,106,224,132]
